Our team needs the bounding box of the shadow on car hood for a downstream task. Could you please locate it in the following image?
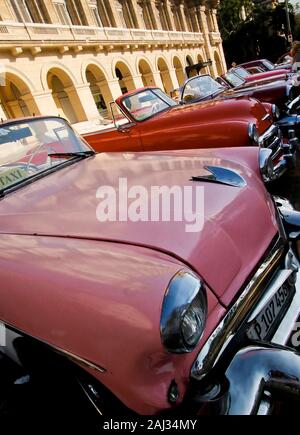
[0,147,278,305]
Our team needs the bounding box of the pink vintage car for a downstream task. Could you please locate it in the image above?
[0,116,300,422]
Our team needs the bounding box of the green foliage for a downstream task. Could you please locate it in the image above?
[218,0,254,39]
[218,1,295,66]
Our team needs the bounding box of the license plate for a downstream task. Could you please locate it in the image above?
[248,284,292,340]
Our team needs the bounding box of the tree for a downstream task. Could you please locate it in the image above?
[218,1,296,66]
[218,0,254,40]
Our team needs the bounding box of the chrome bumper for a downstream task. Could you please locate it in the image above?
[187,242,300,414]
[219,344,300,415]
[259,124,298,181]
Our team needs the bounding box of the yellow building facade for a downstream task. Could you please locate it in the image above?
[0,0,226,125]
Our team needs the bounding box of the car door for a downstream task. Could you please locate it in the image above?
[83,103,142,153]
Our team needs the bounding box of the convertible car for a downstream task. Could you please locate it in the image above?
[223,65,288,83]
[83,86,297,174]
[239,58,292,73]
[1,116,300,420]
[186,72,299,111]
[180,74,300,138]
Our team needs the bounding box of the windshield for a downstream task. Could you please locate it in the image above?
[0,117,92,193]
[262,59,274,70]
[223,71,245,87]
[232,67,250,78]
[181,75,225,103]
[121,88,177,121]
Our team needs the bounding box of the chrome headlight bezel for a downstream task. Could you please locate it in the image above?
[248,122,260,145]
[259,148,274,182]
[271,104,280,120]
[160,270,207,354]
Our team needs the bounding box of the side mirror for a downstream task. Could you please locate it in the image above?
[117,125,129,133]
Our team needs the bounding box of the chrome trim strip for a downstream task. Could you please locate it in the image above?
[191,240,285,380]
[258,124,278,145]
[262,114,271,121]
[51,344,106,374]
[1,321,106,374]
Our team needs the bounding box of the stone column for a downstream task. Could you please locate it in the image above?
[216,43,227,73]
[22,93,41,117]
[74,84,102,120]
[43,0,62,24]
[109,1,125,27]
[108,78,126,100]
[164,0,176,31]
[129,0,145,28]
[131,74,146,88]
[142,72,156,86]
[211,8,227,72]
[152,71,165,90]
[195,6,204,33]
[148,0,161,29]
[178,3,189,31]
[205,9,214,32]
[168,68,179,89]
[30,92,61,117]
[198,5,218,77]
[0,104,7,121]
[78,0,95,26]
[64,84,99,122]
[190,7,200,33]
[211,8,218,32]
[96,80,114,107]
[6,101,24,118]
[141,2,154,29]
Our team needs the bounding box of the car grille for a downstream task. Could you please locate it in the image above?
[259,125,282,152]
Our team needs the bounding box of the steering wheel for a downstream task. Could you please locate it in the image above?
[150,102,161,115]
[26,163,40,174]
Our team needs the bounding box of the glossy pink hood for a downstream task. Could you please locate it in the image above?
[0,147,278,305]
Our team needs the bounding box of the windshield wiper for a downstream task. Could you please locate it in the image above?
[48,150,95,158]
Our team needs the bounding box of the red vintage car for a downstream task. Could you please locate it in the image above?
[225,65,288,83]
[186,73,294,109]
[239,58,292,73]
[1,116,300,423]
[83,87,296,175]
[181,74,300,138]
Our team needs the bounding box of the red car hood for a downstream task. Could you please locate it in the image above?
[158,95,271,136]
[244,69,287,82]
[225,76,288,93]
[0,148,278,305]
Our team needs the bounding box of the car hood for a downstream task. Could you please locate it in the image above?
[244,70,287,82]
[227,77,287,93]
[168,95,271,135]
[0,148,278,305]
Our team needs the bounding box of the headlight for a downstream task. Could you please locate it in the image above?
[248,122,259,145]
[271,104,280,120]
[160,270,207,353]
